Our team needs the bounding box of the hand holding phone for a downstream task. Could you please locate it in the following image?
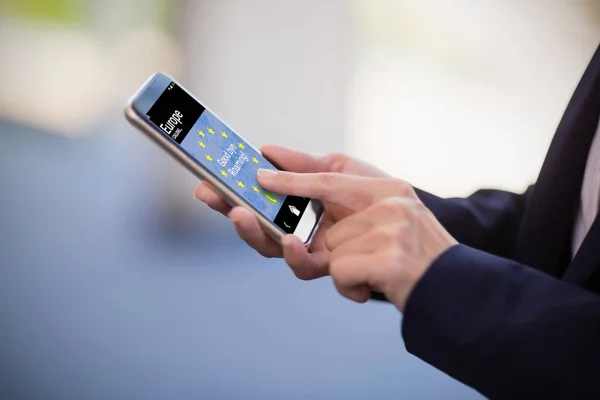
[125,73,392,285]
[194,144,393,282]
[125,73,324,246]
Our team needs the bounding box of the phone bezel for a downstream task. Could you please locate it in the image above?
[124,72,324,246]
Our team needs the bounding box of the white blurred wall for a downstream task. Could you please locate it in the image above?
[179,0,352,153]
[169,0,600,209]
[348,0,600,197]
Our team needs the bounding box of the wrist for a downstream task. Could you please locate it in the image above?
[388,271,426,313]
[392,244,460,312]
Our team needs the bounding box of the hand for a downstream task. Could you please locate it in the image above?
[194,145,390,280]
[256,170,457,311]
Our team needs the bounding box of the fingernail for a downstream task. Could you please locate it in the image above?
[257,169,277,179]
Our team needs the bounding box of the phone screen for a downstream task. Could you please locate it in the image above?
[143,81,311,234]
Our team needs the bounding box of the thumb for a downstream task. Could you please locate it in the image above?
[257,169,374,209]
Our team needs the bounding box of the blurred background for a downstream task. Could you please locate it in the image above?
[1,1,599,398]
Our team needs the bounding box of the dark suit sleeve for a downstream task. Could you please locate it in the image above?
[402,244,600,399]
[415,186,533,258]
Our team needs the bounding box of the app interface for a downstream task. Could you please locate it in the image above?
[145,82,310,233]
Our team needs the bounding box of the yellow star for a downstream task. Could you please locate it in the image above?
[222,132,228,139]
[220,170,228,177]
[206,155,213,162]
[208,128,214,134]
[198,130,205,137]
[198,141,206,148]
[238,142,245,150]
[237,181,245,188]
[252,157,259,164]
[253,186,260,193]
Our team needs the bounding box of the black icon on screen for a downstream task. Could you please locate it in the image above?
[274,196,310,233]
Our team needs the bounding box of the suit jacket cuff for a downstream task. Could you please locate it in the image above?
[401,244,499,377]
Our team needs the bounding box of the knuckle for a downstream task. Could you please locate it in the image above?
[324,228,336,251]
[379,197,407,216]
[374,242,399,263]
[328,247,343,266]
[411,199,428,214]
[329,257,345,284]
[258,249,274,259]
[382,224,399,244]
[344,190,367,210]
[388,246,405,266]
[375,222,405,247]
[286,258,318,280]
[396,179,412,193]
[374,226,394,247]
[312,172,340,196]
[387,178,413,197]
[318,172,339,187]
[378,196,424,219]
[209,203,225,213]
[326,152,350,172]
[280,171,296,187]
[292,268,316,281]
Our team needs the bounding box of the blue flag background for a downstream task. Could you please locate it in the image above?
[180,109,285,220]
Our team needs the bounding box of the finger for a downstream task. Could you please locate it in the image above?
[262,145,389,177]
[194,183,232,215]
[329,254,373,303]
[256,169,374,209]
[281,234,329,280]
[261,145,333,173]
[229,207,282,258]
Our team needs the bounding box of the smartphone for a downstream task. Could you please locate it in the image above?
[124,72,324,245]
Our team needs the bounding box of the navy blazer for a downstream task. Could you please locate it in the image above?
[401,44,600,399]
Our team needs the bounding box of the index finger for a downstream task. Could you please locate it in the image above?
[256,169,375,209]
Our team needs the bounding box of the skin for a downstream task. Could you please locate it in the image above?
[194,145,457,311]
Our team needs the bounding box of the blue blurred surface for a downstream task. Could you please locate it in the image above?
[0,119,481,399]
